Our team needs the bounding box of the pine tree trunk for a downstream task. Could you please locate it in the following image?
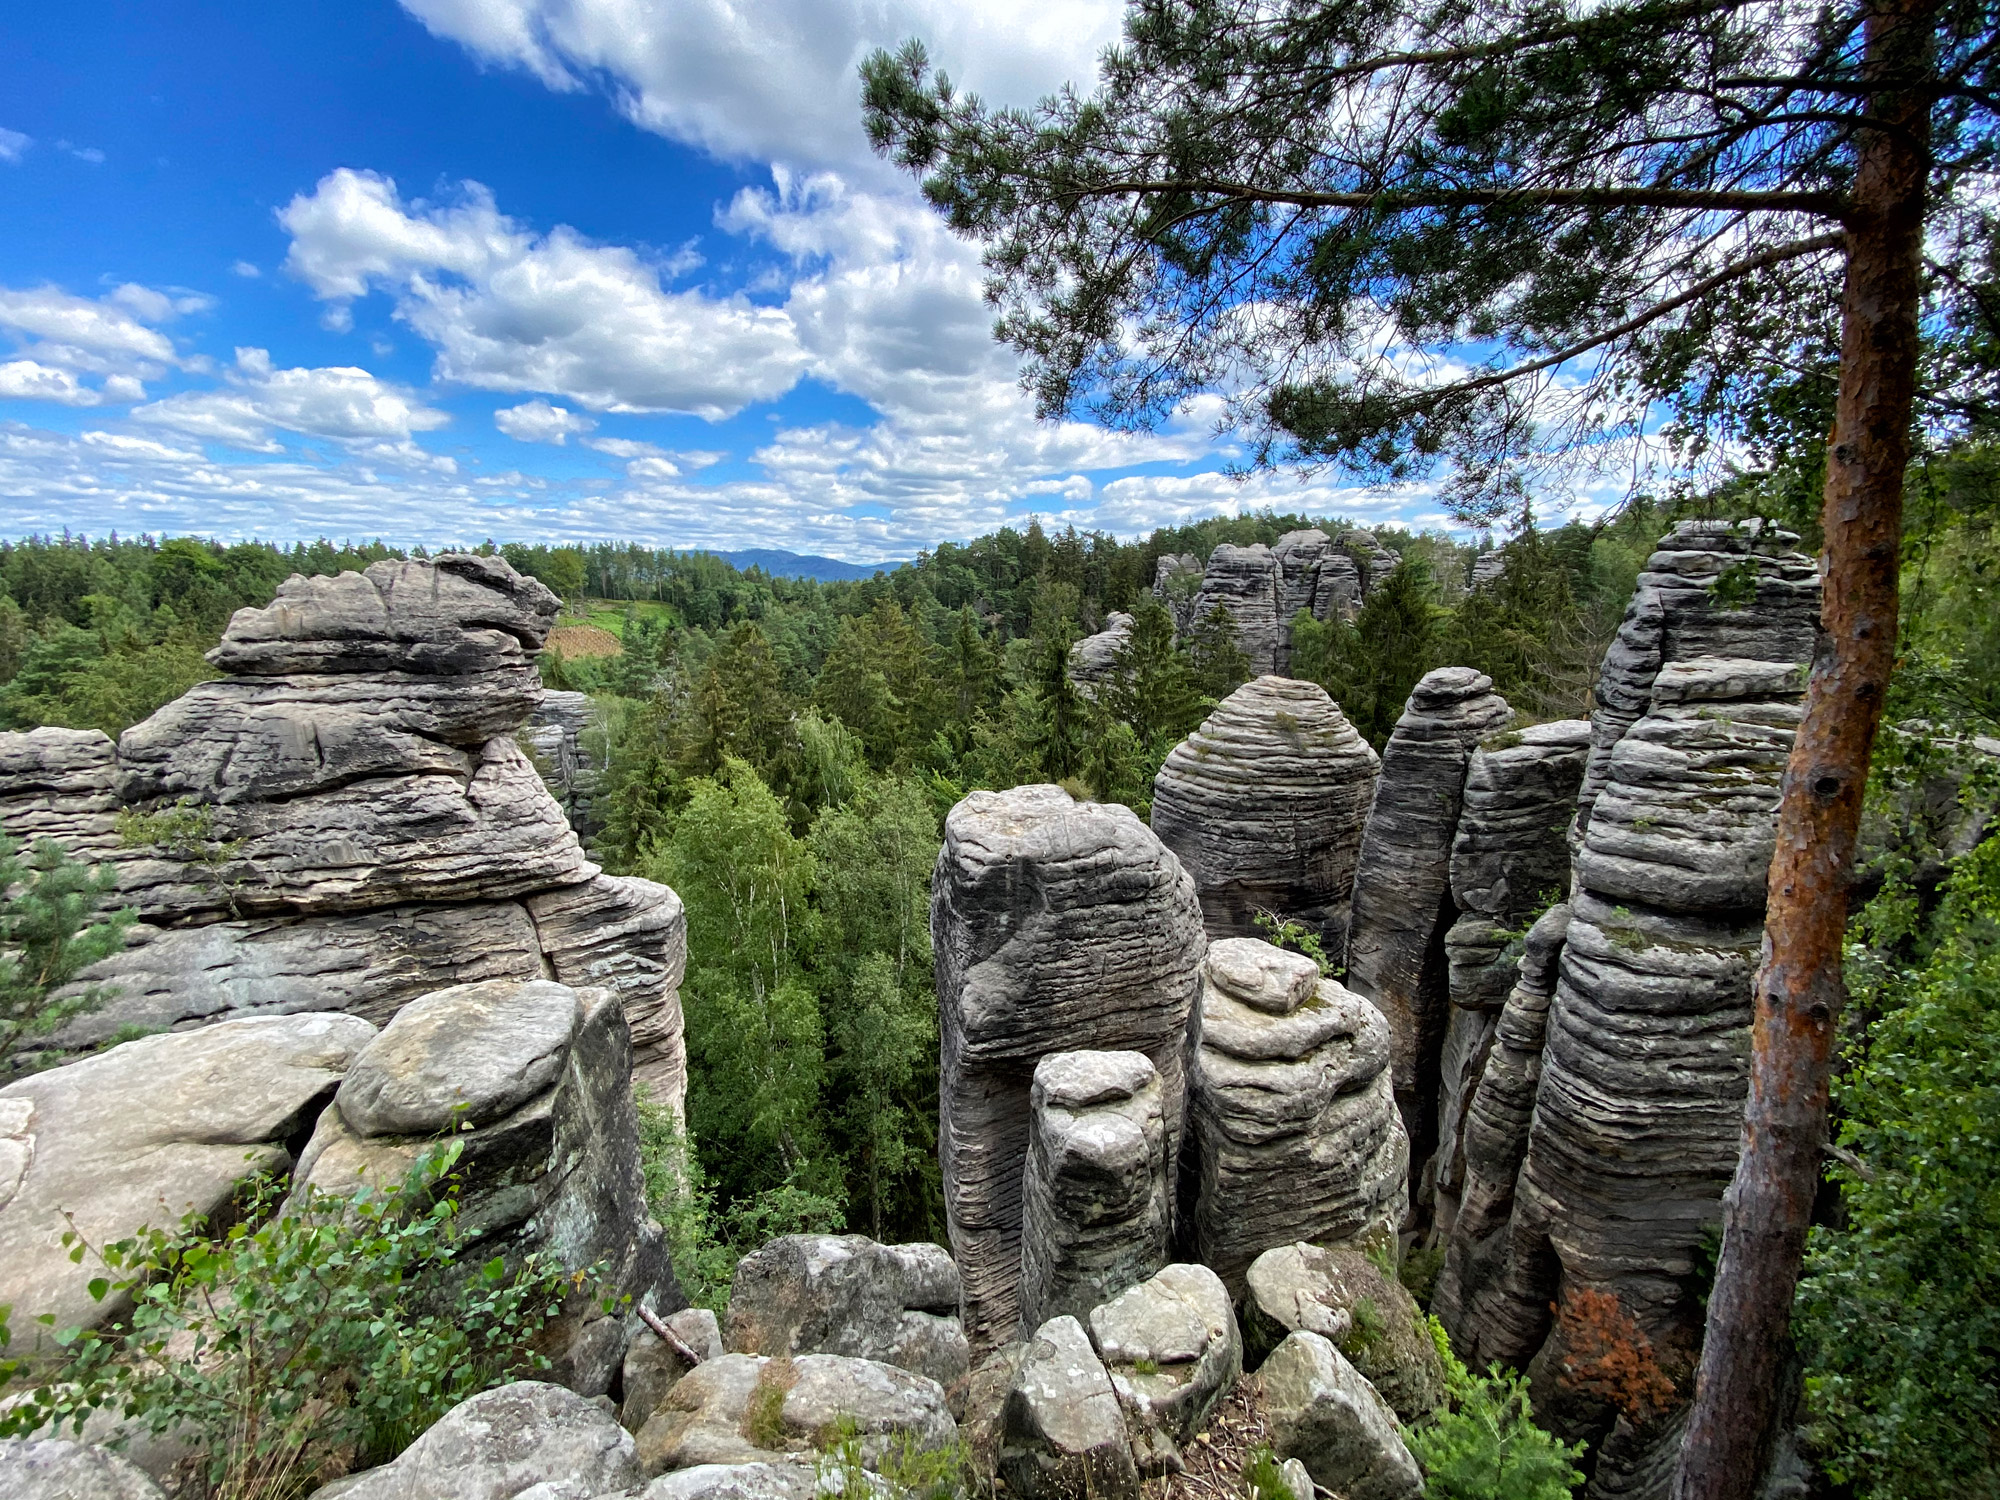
[1674,3,1934,1493]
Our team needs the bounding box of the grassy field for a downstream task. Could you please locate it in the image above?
[578,598,677,638]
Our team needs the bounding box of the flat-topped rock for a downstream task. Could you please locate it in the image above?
[933,785,1204,1351]
[1087,1263,1242,1475]
[1151,677,1379,958]
[1018,1051,1171,1336]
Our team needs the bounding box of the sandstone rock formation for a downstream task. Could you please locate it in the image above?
[725,1234,969,1399]
[624,1308,726,1435]
[525,688,596,836]
[0,554,687,1111]
[1184,940,1406,1292]
[329,1382,640,1500]
[1432,719,1590,1237]
[933,785,1205,1351]
[1066,612,1134,701]
[291,978,679,1394]
[1161,530,1398,678]
[1153,555,1203,632]
[0,1438,169,1500]
[999,1315,1140,1500]
[1342,667,1512,1190]
[1150,676,1380,960]
[1087,1262,1242,1476]
[1242,1244,1444,1422]
[1255,1331,1423,1500]
[1017,1050,1171,1337]
[634,1353,956,1476]
[0,1012,374,1357]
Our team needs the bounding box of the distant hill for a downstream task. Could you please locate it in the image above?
[715,548,904,582]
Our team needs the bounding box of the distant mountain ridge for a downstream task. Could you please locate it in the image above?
[714,548,904,582]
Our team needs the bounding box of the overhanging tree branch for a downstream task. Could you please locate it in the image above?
[1053,179,1853,218]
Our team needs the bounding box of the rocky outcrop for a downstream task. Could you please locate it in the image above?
[0,555,686,1114]
[1088,1263,1242,1476]
[1017,1051,1171,1338]
[624,1308,726,1435]
[1000,1316,1141,1500]
[0,1012,375,1358]
[933,785,1205,1351]
[1150,676,1380,960]
[1432,719,1590,1238]
[1155,530,1400,676]
[1342,667,1512,1193]
[0,1438,169,1500]
[525,688,597,836]
[1242,1244,1444,1422]
[1255,1331,1423,1500]
[1571,519,1819,851]
[329,1382,640,1500]
[290,978,679,1394]
[1184,940,1406,1292]
[1067,613,1134,702]
[1154,555,1203,633]
[725,1235,969,1399]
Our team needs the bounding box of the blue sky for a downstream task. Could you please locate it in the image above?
[0,0,1461,561]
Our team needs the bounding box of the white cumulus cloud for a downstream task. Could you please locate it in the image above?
[0,360,103,406]
[279,169,811,419]
[397,0,1121,174]
[495,398,595,443]
[0,128,29,163]
[133,347,450,454]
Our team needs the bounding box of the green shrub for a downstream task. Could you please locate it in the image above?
[0,834,134,1067]
[0,1141,585,1500]
[1794,833,2000,1499]
[816,1415,976,1500]
[1244,1443,1302,1500]
[1404,1318,1584,1500]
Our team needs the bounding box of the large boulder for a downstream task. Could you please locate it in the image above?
[932,785,1205,1351]
[1150,676,1380,961]
[0,1439,168,1500]
[1017,1051,1171,1338]
[1255,1332,1422,1500]
[1243,1244,1444,1422]
[0,1013,374,1357]
[1185,939,1406,1293]
[1086,1263,1241,1476]
[999,1316,1140,1500]
[634,1354,955,1477]
[0,555,687,1118]
[325,1382,638,1500]
[725,1235,968,1399]
[1342,667,1512,1204]
[623,1309,726,1436]
[291,980,678,1395]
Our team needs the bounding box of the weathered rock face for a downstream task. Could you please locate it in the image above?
[1150,676,1380,960]
[623,1308,726,1435]
[1067,613,1134,702]
[1184,939,1407,1292]
[0,1439,168,1500]
[1000,1316,1141,1500]
[1241,1244,1444,1422]
[1255,1331,1423,1500]
[1018,1051,1172,1339]
[0,555,686,1114]
[330,1381,640,1500]
[0,1012,375,1357]
[525,688,597,837]
[1432,719,1590,1238]
[933,785,1205,1352]
[635,1353,956,1477]
[1087,1262,1242,1476]
[725,1234,969,1400]
[1572,519,1819,851]
[1155,530,1400,676]
[291,979,679,1394]
[1342,667,1512,1192]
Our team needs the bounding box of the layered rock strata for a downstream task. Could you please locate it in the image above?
[1017,1050,1171,1337]
[291,977,680,1393]
[1066,612,1134,702]
[1432,719,1590,1238]
[0,555,687,1110]
[1342,668,1513,1186]
[1161,530,1400,676]
[1184,939,1406,1292]
[1150,676,1380,960]
[525,688,597,836]
[932,785,1205,1352]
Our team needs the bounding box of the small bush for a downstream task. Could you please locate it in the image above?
[1404,1318,1584,1500]
[816,1415,975,1500]
[0,834,134,1066]
[0,1140,586,1500]
[1244,1443,1302,1500]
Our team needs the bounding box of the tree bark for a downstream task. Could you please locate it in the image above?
[1674,3,1935,1495]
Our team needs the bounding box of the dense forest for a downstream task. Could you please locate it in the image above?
[1,442,1995,1494]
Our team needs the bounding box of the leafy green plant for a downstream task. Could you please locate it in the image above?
[816,1415,977,1500]
[118,798,247,914]
[0,833,134,1064]
[0,1141,585,1500]
[1253,908,1330,975]
[1244,1443,1302,1500]
[1403,1317,1585,1500]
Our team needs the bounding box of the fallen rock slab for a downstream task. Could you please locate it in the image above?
[1087,1263,1241,1476]
[1242,1244,1444,1422]
[999,1315,1140,1500]
[1255,1332,1422,1500]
